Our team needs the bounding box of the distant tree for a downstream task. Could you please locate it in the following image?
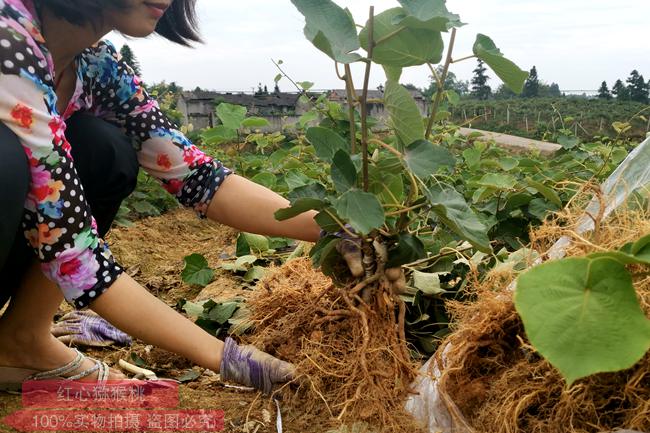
[119,44,142,77]
[470,59,491,100]
[522,66,539,98]
[612,79,630,101]
[547,83,562,97]
[403,83,419,91]
[626,70,649,104]
[493,84,516,99]
[597,81,612,100]
[423,66,469,99]
[147,81,184,125]
[193,86,203,93]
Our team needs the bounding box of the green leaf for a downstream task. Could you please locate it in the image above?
[243,266,267,282]
[298,81,315,91]
[515,257,650,385]
[525,178,562,208]
[386,234,426,267]
[462,147,482,170]
[360,8,444,67]
[477,173,518,190]
[181,254,214,287]
[275,198,326,221]
[558,135,579,150]
[331,150,358,193]
[425,185,491,252]
[314,209,343,233]
[333,189,385,235]
[216,103,247,130]
[473,34,528,94]
[395,0,463,31]
[221,255,257,272]
[241,233,270,255]
[310,235,341,268]
[207,302,240,324]
[177,369,201,383]
[251,172,277,189]
[306,127,349,162]
[291,0,361,64]
[181,300,205,317]
[287,183,327,203]
[384,80,425,147]
[412,270,446,295]
[201,125,237,145]
[241,117,270,128]
[445,89,460,105]
[274,73,283,83]
[404,139,455,178]
[383,65,403,81]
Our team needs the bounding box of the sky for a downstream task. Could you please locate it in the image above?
[111,0,649,94]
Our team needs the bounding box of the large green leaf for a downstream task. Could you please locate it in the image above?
[384,80,425,147]
[201,125,237,145]
[291,0,361,64]
[181,254,214,287]
[473,34,528,94]
[396,0,463,31]
[515,257,650,385]
[241,117,270,128]
[359,8,444,67]
[287,183,327,203]
[477,173,518,190]
[331,150,358,193]
[333,189,385,235]
[275,198,325,221]
[386,234,425,267]
[425,185,491,252]
[216,103,247,130]
[404,139,455,178]
[306,127,349,162]
[589,234,650,265]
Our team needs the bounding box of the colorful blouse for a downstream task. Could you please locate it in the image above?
[0,0,231,308]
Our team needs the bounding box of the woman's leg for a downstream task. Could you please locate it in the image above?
[0,114,134,378]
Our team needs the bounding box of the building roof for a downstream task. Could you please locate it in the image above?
[181,91,300,108]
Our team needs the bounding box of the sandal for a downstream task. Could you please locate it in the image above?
[0,349,110,393]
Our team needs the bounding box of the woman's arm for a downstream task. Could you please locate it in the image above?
[206,174,320,242]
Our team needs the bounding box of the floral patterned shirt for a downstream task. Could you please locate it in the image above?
[0,0,231,308]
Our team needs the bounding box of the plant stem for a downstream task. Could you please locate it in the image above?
[369,138,403,158]
[374,26,406,45]
[360,6,375,192]
[343,64,358,154]
[386,203,428,217]
[452,54,476,64]
[425,28,457,140]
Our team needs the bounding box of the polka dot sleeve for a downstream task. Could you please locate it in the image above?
[0,3,123,309]
[85,41,232,217]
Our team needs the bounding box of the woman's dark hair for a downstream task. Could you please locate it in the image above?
[33,0,202,46]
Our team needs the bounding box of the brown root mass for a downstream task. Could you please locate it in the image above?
[439,196,650,433]
[245,258,425,433]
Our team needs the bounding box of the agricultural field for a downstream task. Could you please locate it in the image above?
[2,0,649,433]
[450,97,649,141]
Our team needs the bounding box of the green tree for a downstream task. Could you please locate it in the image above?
[119,44,142,77]
[612,79,630,101]
[493,83,516,99]
[547,83,562,97]
[423,66,469,98]
[403,83,419,91]
[626,70,649,104]
[470,59,491,100]
[147,81,184,126]
[597,81,612,100]
[522,66,539,98]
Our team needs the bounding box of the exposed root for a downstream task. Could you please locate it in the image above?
[244,258,423,433]
[438,195,650,433]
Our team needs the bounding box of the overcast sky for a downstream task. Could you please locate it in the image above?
[111,0,648,94]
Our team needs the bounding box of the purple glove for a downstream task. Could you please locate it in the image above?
[321,227,365,277]
[220,337,296,394]
[51,311,133,347]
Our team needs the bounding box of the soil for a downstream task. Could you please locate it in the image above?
[0,209,348,433]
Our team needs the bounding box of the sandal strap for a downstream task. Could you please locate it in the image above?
[65,359,101,381]
[27,350,85,380]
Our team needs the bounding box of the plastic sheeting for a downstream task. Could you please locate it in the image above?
[405,137,650,433]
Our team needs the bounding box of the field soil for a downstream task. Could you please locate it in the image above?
[0,209,339,433]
